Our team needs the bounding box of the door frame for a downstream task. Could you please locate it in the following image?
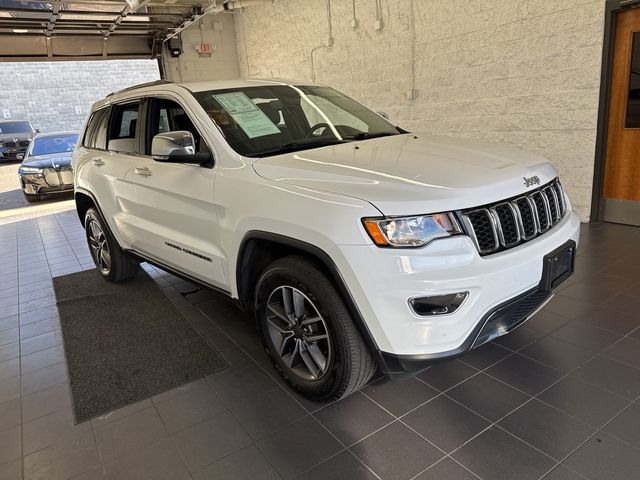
[592,0,640,221]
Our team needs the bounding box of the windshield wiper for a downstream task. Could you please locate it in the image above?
[247,138,348,158]
[349,132,401,141]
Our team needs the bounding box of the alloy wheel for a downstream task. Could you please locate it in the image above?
[265,286,332,381]
[88,220,111,274]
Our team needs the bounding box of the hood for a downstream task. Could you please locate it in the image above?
[0,133,34,142]
[22,153,72,169]
[253,133,559,215]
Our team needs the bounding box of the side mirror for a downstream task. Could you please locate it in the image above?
[35,129,41,133]
[151,131,213,167]
[377,111,390,120]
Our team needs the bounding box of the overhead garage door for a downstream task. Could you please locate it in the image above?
[0,0,220,61]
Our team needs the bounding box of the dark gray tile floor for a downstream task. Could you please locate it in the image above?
[1,214,640,479]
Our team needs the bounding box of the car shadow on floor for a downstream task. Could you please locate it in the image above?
[0,188,73,212]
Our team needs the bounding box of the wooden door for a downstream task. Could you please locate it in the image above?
[603,8,640,226]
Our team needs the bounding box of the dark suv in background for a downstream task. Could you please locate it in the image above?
[0,120,37,161]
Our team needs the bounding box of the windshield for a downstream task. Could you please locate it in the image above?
[192,85,402,157]
[0,121,33,135]
[30,134,78,156]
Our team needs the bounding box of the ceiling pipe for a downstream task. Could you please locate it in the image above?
[223,0,274,10]
[162,0,274,42]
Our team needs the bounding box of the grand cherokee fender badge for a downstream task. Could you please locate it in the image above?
[165,242,212,262]
[523,175,540,188]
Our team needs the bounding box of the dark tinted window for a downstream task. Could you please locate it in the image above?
[110,103,139,140]
[627,32,640,128]
[108,102,140,154]
[83,108,110,150]
[0,121,33,134]
[31,134,78,156]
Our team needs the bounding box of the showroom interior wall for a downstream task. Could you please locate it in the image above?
[162,13,240,83]
[233,0,605,221]
[0,60,159,133]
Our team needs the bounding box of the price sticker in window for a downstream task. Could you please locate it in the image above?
[213,92,280,139]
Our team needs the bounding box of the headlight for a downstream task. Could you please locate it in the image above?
[19,166,42,174]
[362,213,462,247]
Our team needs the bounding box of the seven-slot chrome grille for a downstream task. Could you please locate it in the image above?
[462,179,567,256]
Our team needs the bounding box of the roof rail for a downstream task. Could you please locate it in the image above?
[107,79,174,97]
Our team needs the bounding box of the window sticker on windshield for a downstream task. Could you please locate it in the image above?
[213,92,259,114]
[213,92,280,138]
[233,110,281,138]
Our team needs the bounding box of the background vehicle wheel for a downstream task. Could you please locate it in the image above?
[84,207,139,282]
[256,255,376,401]
[24,193,39,203]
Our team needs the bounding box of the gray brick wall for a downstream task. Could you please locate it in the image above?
[0,59,159,134]
[235,0,605,220]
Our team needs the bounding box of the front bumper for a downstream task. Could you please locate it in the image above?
[378,282,556,379]
[332,211,581,377]
[2,147,27,161]
[1,152,25,162]
[20,173,73,196]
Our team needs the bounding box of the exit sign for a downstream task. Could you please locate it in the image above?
[196,43,213,54]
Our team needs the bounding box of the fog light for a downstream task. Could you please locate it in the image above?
[409,292,468,316]
[24,184,38,194]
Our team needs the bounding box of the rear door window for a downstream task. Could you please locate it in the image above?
[82,108,110,150]
[107,102,140,154]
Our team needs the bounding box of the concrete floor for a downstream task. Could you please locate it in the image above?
[1,205,640,479]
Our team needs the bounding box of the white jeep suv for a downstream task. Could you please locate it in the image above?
[73,79,580,400]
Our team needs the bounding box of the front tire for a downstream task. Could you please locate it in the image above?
[256,255,376,401]
[84,207,139,282]
[24,193,39,203]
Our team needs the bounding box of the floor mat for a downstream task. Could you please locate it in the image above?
[53,269,227,423]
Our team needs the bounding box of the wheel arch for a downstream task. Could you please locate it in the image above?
[235,231,381,357]
[74,189,96,223]
[74,188,128,250]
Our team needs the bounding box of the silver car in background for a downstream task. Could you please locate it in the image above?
[18,132,78,202]
[0,120,37,162]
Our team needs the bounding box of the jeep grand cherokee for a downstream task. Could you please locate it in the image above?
[72,79,580,400]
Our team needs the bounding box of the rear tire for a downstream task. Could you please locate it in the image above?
[256,255,376,401]
[84,207,139,282]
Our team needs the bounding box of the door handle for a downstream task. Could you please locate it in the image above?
[91,158,105,166]
[134,167,152,177]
